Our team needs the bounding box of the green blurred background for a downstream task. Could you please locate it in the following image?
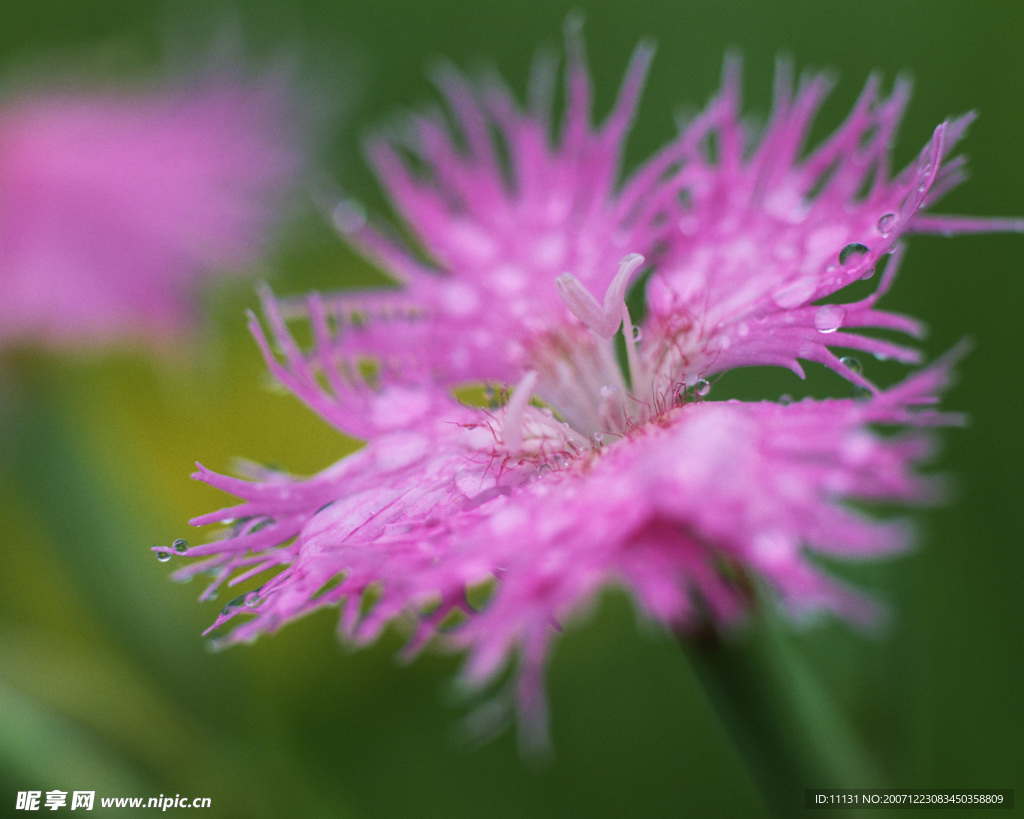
[1,1,1021,816]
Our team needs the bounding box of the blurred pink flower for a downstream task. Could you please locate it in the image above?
[0,72,300,350]
[162,30,1019,742]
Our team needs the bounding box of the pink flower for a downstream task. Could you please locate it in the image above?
[162,30,1019,743]
[0,71,300,351]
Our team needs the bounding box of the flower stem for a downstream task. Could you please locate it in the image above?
[681,612,883,815]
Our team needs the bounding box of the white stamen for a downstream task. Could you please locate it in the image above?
[501,370,538,454]
[555,253,645,338]
[599,384,627,432]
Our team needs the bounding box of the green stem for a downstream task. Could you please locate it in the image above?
[682,612,883,816]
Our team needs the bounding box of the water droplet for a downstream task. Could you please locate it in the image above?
[814,304,845,334]
[221,594,247,616]
[859,264,877,281]
[876,213,898,236]
[551,453,569,469]
[333,198,366,233]
[838,243,870,268]
[589,432,604,449]
[694,378,711,397]
[771,276,818,309]
[678,214,700,235]
[156,551,172,563]
[631,325,643,341]
[248,516,276,534]
[173,539,189,554]
[839,356,862,375]
[779,394,793,405]
[853,385,872,401]
[245,592,261,607]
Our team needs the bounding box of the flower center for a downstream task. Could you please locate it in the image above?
[493,254,703,465]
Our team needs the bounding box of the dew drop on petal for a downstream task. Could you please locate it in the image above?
[839,356,863,375]
[631,325,643,341]
[752,532,792,565]
[245,592,261,607]
[492,265,525,295]
[814,304,845,334]
[222,594,247,616]
[838,243,870,269]
[173,538,189,553]
[779,394,793,405]
[589,432,604,449]
[333,198,366,234]
[694,378,711,397]
[877,213,898,236]
[771,276,818,309]
[678,214,700,235]
[156,551,172,562]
